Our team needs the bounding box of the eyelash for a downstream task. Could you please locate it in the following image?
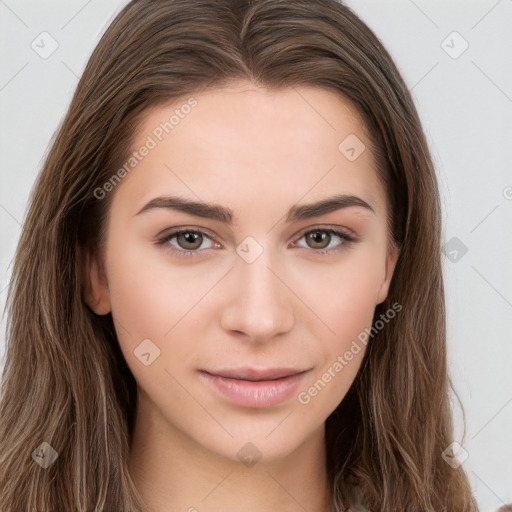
[154,225,356,258]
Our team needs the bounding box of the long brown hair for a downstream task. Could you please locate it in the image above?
[0,0,478,510]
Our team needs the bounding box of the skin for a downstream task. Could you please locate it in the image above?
[84,79,399,512]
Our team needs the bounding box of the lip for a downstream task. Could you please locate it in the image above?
[200,367,310,408]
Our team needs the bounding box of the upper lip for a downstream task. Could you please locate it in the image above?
[202,367,308,381]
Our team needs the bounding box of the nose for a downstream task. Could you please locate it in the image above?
[219,249,295,343]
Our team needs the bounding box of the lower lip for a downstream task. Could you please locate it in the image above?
[200,371,308,408]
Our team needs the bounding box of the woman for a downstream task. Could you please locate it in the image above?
[0,0,479,510]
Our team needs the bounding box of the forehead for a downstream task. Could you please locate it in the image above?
[116,81,386,218]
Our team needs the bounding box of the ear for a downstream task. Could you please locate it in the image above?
[82,245,111,315]
[376,242,400,305]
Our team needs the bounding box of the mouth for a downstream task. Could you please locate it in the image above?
[204,367,308,381]
[199,367,310,408]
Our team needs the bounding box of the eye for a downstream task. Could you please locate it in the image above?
[155,228,220,258]
[293,227,356,254]
[155,225,356,258]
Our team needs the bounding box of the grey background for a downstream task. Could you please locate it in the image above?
[0,0,511,509]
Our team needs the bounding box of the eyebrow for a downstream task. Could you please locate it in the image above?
[135,193,375,223]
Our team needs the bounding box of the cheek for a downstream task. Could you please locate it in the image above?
[329,269,380,343]
[103,241,204,397]
[296,292,374,420]
[106,261,169,340]
[293,248,383,337]
[104,236,204,339]
[293,250,381,409]
[103,235,219,386]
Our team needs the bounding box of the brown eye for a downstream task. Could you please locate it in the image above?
[155,229,218,257]
[294,227,355,254]
[305,231,331,249]
[176,231,203,250]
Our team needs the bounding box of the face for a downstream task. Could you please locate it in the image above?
[85,80,399,464]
